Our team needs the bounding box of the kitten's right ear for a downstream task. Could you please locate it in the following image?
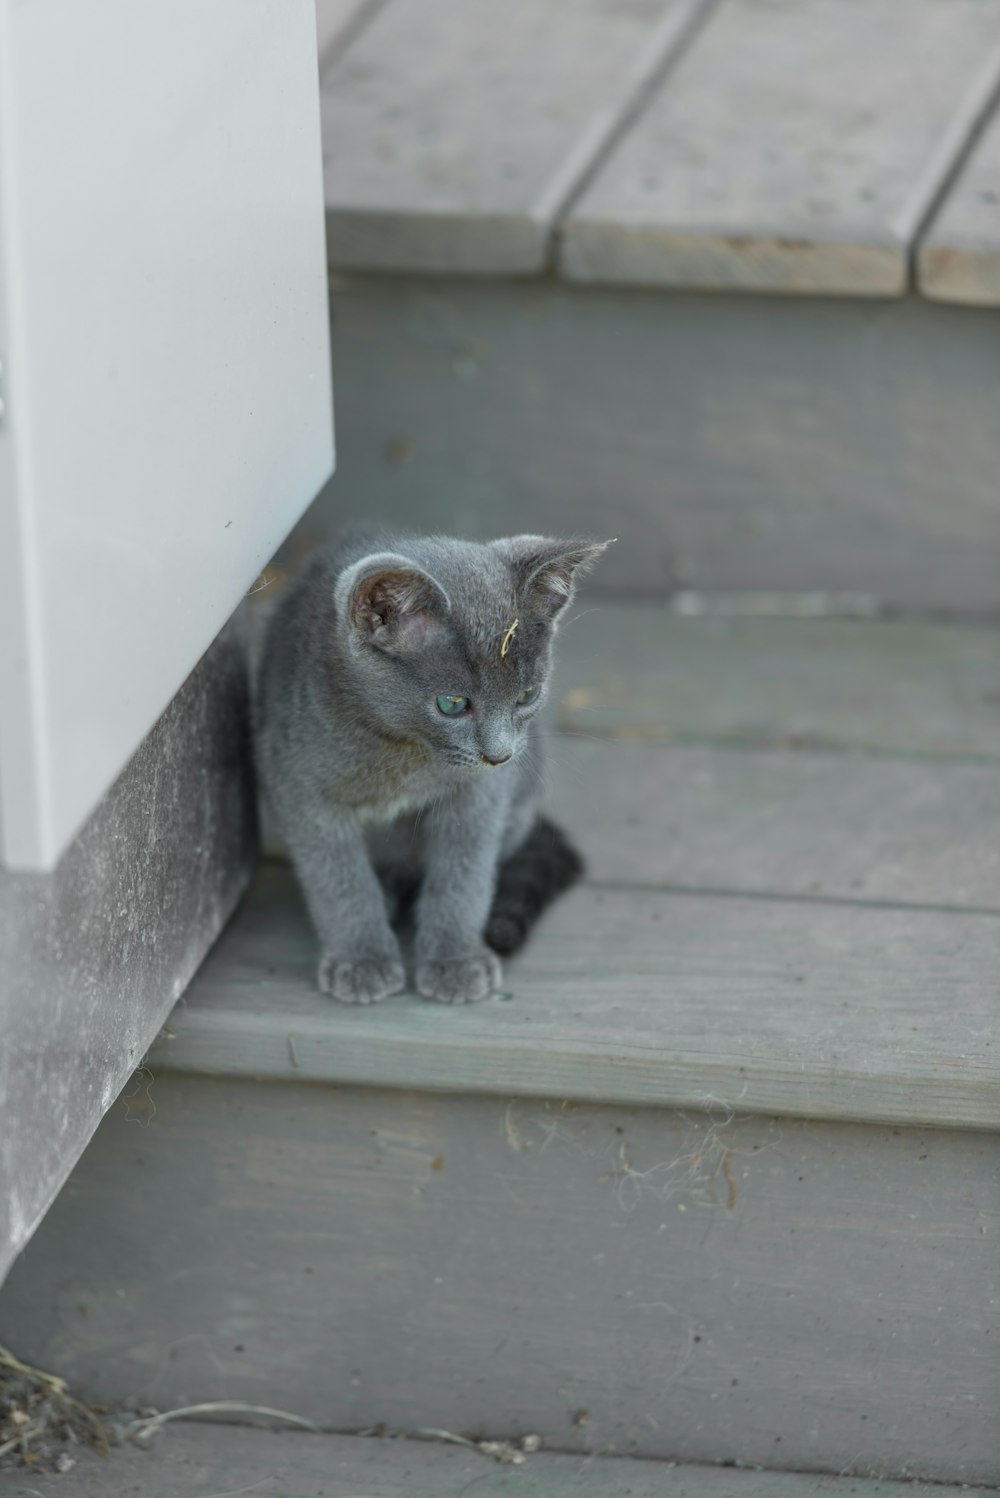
[494,534,613,625]
[334,552,450,655]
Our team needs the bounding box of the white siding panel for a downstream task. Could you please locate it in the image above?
[0,0,334,869]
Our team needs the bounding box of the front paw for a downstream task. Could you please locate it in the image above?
[416,951,502,1005]
[318,954,405,1005]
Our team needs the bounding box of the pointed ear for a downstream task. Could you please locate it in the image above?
[495,535,612,624]
[335,551,450,654]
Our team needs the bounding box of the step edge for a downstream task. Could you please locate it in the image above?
[147,1010,1000,1132]
[25,1422,996,1498]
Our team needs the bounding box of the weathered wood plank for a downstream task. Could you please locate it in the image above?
[12,1423,991,1498]
[252,573,1000,894]
[552,611,1000,761]
[252,696,1000,906]
[6,1080,998,1481]
[549,739,1000,909]
[319,0,710,273]
[309,278,1000,615]
[918,107,1000,305]
[561,0,1000,294]
[149,866,1000,1130]
[249,586,1000,768]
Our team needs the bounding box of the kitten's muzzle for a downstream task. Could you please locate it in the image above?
[480,751,513,767]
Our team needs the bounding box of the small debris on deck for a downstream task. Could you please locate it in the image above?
[0,1343,108,1473]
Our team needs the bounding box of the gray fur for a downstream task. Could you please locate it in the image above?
[254,528,607,1004]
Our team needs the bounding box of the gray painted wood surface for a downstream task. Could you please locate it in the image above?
[6,1425,993,1498]
[249,579,1000,769]
[319,0,711,273]
[158,605,1000,1130]
[303,277,1000,614]
[550,739,1000,910]
[552,611,1000,761]
[4,1079,997,1481]
[919,107,1000,305]
[252,582,1000,895]
[0,625,256,1287]
[149,863,1000,1131]
[560,0,1000,294]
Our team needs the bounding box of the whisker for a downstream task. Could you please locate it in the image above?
[560,606,604,630]
[537,724,636,750]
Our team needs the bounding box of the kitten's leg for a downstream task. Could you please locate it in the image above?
[367,815,423,928]
[414,784,507,1005]
[280,800,405,1004]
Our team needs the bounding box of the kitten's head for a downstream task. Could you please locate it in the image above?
[334,534,608,772]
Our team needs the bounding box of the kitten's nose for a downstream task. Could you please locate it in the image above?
[480,751,513,767]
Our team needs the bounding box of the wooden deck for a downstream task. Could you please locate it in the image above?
[5,610,999,1481]
[6,1423,993,1498]
[316,0,1000,300]
[919,104,1000,303]
[304,0,1000,614]
[151,610,1000,1132]
[3,12,997,1486]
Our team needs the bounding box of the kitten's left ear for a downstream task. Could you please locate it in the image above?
[335,551,451,654]
[495,535,612,624]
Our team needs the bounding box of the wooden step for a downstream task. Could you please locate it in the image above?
[319,0,711,273]
[3,1424,993,1498]
[150,860,1000,1129]
[308,7,1000,614]
[154,609,1000,1132]
[315,0,1000,298]
[3,1075,996,1483]
[553,609,1000,761]
[2,612,996,1482]
[919,103,1000,305]
[307,274,1000,615]
[561,0,1000,294]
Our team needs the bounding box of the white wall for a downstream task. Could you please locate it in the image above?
[0,0,334,869]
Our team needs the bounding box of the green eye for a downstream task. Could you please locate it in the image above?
[516,685,540,706]
[436,694,469,716]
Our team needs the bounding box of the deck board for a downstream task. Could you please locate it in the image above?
[309,278,1000,615]
[561,0,1000,294]
[552,611,1000,761]
[12,1416,994,1497]
[319,0,710,273]
[250,599,1000,901]
[184,610,1000,1131]
[7,1078,999,1478]
[151,864,1000,1129]
[549,739,1000,909]
[918,108,1000,305]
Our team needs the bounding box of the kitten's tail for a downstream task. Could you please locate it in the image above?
[485,816,584,957]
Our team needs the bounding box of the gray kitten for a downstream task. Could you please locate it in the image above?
[254,528,607,1005]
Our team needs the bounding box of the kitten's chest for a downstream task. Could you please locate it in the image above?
[353,790,429,828]
[333,740,440,825]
